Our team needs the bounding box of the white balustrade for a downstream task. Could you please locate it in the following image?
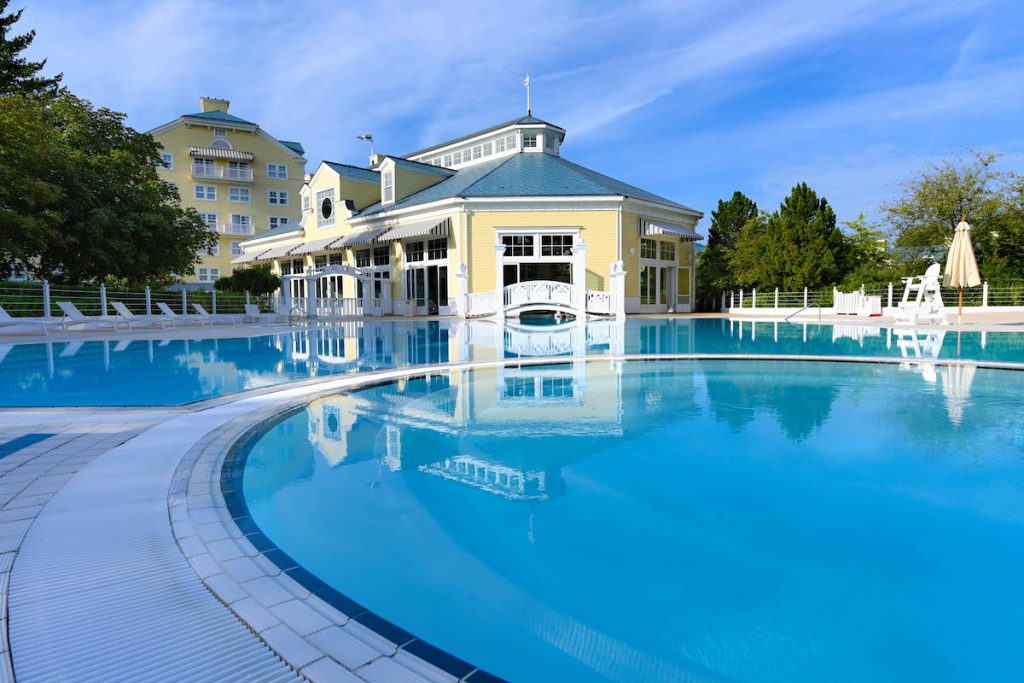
[503,280,576,309]
[586,290,612,314]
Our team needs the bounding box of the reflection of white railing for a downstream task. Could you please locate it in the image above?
[504,324,579,356]
[586,290,611,314]
[466,290,498,317]
[504,280,575,309]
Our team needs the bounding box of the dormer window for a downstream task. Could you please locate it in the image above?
[383,171,394,203]
[214,127,227,137]
[523,135,538,149]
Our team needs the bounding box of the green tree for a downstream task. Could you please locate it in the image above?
[731,182,846,290]
[0,0,62,96]
[0,93,215,284]
[215,266,280,295]
[696,191,757,308]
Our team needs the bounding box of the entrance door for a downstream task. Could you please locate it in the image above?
[677,266,692,312]
[406,265,448,315]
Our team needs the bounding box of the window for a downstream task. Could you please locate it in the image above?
[269,216,289,230]
[443,154,452,166]
[205,243,220,257]
[268,190,289,205]
[213,128,227,137]
[382,171,394,203]
[504,377,535,399]
[355,249,371,268]
[194,184,216,200]
[640,265,656,304]
[159,152,174,170]
[471,145,481,160]
[495,137,506,153]
[482,142,492,156]
[640,238,657,259]
[427,238,447,261]
[316,189,334,228]
[229,214,251,234]
[302,193,311,211]
[210,138,232,150]
[542,376,574,398]
[198,268,208,281]
[502,235,534,257]
[198,212,218,231]
[505,133,516,150]
[452,151,462,165]
[660,241,676,262]
[523,134,537,148]
[192,158,215,176]
[225,161,250,180]
[210,267,220,280]
[229,187,250,203]
[267,163,288,179]
[405,241,424,262]
[231,241,243,256]
[541,234,573,257]
[314,255,327,268]
[546,136,556,151]
[373,246,390,266]
[281,261,292,275]
[329,253,344,266]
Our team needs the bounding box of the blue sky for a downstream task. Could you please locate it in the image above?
[20,0,1024,231]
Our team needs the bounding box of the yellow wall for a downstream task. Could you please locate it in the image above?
[153,122,304,284]
[389,162,448,204]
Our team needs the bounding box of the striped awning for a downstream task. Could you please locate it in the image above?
[189,146,255,161]
[231,249,269,264]
[289,237,341,255]
[254,243,300,260]
[640,218,702,241]
[336,228,390,247]
[377,217,450,242]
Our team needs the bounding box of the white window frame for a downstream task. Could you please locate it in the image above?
[231,241,243,256]
[209,267,220,281]
[382,171,394,203]
[316,189,335,228]
[159,152,174,170]
[194,184,216,201]
[228,186,251,203]
[269,216,289,230]
[302,193,311,212]
[267,163,288,179]
[268,189,289,206]
[198,268,209,282]
[198,212,218,232]
[229,214,252,235]
[206,243,220,257]
[213,127,227,137]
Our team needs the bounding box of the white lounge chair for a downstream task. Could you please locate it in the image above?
[894,263,947,325]
[242,303,280,324]
[111,301,172,328]
[156,301,207,326]
[57,301,123,330]
[0,304,67,335]
[192,302,241,324]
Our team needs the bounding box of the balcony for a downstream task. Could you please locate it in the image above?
[218,223,255,236]
[191,166,253,182]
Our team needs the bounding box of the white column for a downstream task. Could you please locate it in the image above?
[752,288,757,308]
[887,283,894,309]
[774,287,779,309]
[982,281,989,308]
[455,262,469,318]
[572,240,587,316]
[610,260,626,320]
[494,242,506,320]
[99,283,107,317]
[305,272,316,318]
[181,289,187,315]
[42,280,51,318]
[803,287,809,307]
[144,287,152,317]
[361,275,373,315]
[739,289,744,309]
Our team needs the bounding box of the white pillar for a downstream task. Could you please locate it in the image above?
[982,281,989,308]
[455,262,468,319]
[571,240,587,316]
[99,283,107,317]
[610,260,626,320]
[305,273,316,318]
[887,282,894,309]
[803,287,809,307]
[181,289,187,315]
[494,242,506,320]
[752,288,757,309]
[211,288,217,314]
[739,289,744,309]
[721,292,726,311]
[42,280,51,318]
[774,287,779,309]
[145,287,152,317]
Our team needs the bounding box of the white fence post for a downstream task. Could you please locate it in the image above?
[752,288,757,308]
[211,288,217,314]
[739,288,744,309]
[99,283,107,317]
[721,292,726,311]
[803,287,808,307]
[145,287,151,317]
[180,289,187,315]
[245,290,251,306]
[774,287,779,309]
[982,281,989,308]
[455,263,468,318]
[42,280,51,317]
[494,242,506,321]
[729,291,735,309]
[571,240,588,315]
[887,283,893,309]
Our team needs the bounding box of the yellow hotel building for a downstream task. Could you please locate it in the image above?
[235,113,701,316]
[150,97,306,287]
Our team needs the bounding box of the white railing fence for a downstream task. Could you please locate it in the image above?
[586,290,612,314]
[503,280,576,309]
[0,282,257,319]
[466,290,499,318]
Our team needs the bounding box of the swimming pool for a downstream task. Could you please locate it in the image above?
[2,318,1023,406]
[238,359,1024,682]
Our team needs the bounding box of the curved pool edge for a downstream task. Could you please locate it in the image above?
[167,354,1024,683]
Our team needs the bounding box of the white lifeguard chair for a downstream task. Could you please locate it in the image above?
[894,263,947,325]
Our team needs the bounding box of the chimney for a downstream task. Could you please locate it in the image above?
[200,97,230,113]
[369,154,385,168]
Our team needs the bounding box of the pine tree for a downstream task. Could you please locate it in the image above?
[0,0,62,96]
[695,191,758,308]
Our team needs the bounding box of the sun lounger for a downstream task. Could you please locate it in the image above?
[56,301,123,330]
[242,303,280,323]
[156,302,209,326]
[192,302,241,324]
[0,304,68,335]
[59,341,83,357]
[111,301,172,329]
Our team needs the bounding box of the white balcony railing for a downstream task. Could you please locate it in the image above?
[191,166,253,181]
[218,223,255,236]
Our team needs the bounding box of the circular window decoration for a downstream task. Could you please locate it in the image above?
[321,197,333,219]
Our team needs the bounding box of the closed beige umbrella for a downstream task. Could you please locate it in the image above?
[942,217,981,324]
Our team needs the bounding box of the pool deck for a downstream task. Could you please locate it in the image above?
[2,314,1024,681]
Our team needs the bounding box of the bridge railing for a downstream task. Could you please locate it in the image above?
[466,290,499,317]
[503,280,576,310]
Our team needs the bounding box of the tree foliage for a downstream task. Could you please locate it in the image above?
[0,0,61,96]
[214,266,280,295]
[696,191,757,304]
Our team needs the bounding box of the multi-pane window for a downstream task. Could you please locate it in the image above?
[495,137,506,153]
[316,189,334,227]
[302,193,311,211]
[452,151,462,164]
[267,163,288,179]
[660,241,676,262]
[198,212,218,231]
[502,235,534,257]
[505,133,516,150]
[231,241,242,256]
[482,142,492,156]
[226,161,250,180]
[523,135,537,148]
[542,376,574,398]
[640,238,657,259]
[228,187,250,203]
[159,152,174,170]
[373,246,390,266]
[210,268,220,280]
[205,243,220,257]
[230,215,251,233]
[382,171,394,202]
[213,128,227,137]
[268,190,289,205]
[329,253,344,266]
[541,234,573,257]
[427,238,447,261]
[314,255,327,268]
[355,249,371,268]
[194,184,216,200]
[504,377,534,399]
[471,145,481,160]
[280,261,292,275]
[192,158,215,176]
[292,259,304,272]
[269,216,289,230]
[405,241,424,262]
[443,154,452,166]
[198,268,208,281]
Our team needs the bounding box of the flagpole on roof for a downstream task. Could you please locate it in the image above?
[524,73,531,115]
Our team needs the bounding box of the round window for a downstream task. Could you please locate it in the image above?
[321,197,333,219]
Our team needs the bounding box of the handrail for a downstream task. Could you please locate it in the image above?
[784,304,822,323]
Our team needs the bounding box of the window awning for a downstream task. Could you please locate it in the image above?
[254,243,300,260]
[231,249,269,265]
[189,146,255,161]
[335,228,390,247]
[640,218,702,241]
[377,217,450,242]
[290,237,341,255]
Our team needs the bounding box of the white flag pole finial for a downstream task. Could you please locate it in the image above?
[524,73,531,115]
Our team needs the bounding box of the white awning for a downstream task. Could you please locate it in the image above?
[378,217,450,242]
[290,237,341,255]
[336,228,390,247]
[189,146,255,161]
[231,249,269,264]
[640,218,702,241]
[254,243,301,260]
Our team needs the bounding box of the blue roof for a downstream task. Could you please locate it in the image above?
[280,140,305,155]
[356,153,697,217]
[183,110,256,126]
[324,161,380,183]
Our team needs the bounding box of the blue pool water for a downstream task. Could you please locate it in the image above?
[1,318,1023,405]
[241,360,1024,682]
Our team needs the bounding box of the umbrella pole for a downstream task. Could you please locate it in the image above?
[958,287,963,325]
